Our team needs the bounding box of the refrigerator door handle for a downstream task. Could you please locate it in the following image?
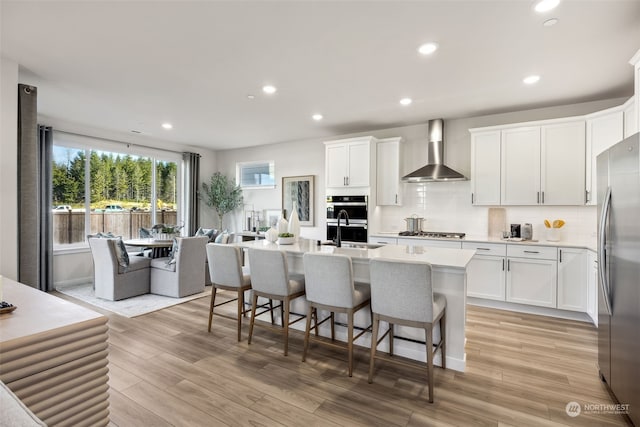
[598,186,613,315]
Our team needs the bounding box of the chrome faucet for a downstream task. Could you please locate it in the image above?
[335,209,350,248]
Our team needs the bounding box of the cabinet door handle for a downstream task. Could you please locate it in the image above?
[542,191,545,204]
[395,194,398,204]
[585,190,590,204]
[524,250,539,254]
[471,193,474,204]
[476,247,491,251]
[346,176,349,186]
[343,177,346,186]
[507,259,510,271]
[502,259,505,271]
[559,249,562,263]
[537,192,540,204]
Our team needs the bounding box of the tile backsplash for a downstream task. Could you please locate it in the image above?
[370,180,597,243]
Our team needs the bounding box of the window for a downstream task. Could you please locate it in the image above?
[52,132,182,249]
[237,160,275,188]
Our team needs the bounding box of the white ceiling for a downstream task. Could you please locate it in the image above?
[2,1,639,151]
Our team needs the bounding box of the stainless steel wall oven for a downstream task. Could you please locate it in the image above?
[326,195,368,243]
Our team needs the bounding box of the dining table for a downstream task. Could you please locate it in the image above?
[124,238,173,258]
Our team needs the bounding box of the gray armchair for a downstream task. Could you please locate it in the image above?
[88,237,151,301]
[150,236,208,297]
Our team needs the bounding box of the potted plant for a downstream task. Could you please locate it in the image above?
[201,172,243,230]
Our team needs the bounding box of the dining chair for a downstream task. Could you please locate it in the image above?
[302,252,371,376]
[247,248,306,356]
[368,258,446,403]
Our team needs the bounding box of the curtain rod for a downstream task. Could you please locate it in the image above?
[55,129,195,156]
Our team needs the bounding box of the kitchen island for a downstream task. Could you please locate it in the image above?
[234,239,475,372]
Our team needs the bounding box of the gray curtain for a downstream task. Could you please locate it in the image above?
[18,84,53,291]
[183,152,201,236]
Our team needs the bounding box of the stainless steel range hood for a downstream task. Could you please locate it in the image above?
[402,119,467,182]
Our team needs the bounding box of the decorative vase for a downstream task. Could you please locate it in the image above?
[278,217,289,234]
[288,203,300,239]
[265,227,278,243]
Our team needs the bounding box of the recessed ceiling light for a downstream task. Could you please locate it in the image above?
[417,42,438,55]
[262,85,277,94]
[161,123,173,130]
[543,18,558,27]
[534,0,560,13]
[400,98,413,106]
[312,114,323,121]
[523,75,541,85]
[247,94,255,100]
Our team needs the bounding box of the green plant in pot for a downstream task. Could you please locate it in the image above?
[201,172,243,230]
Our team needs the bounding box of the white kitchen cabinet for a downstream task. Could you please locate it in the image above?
[397,237,463,249]
[463,242,506,301]
[501,127,540,205]
[376,137,402,206]
[369,236,398,245]
[623,97,637,138]
[470,130,501,205]
[632,48,640,135]
[505,245,557,308]
[557,248,588,312]
[540,120,586,205]
[585,108,624,205]
[325,137,373,189]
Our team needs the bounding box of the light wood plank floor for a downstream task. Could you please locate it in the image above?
[53,290,627,427]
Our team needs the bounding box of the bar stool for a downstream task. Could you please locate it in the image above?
[302,253,371,377]
[368,258,446,403]
[247,248,306,356]
[206,243,251,341]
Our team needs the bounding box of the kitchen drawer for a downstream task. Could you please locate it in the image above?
[462,242,506,256]
[507,244,557,260]
[397,237,462,249]
[370,236,397,245]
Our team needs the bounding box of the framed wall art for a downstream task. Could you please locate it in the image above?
[282,175,314,226]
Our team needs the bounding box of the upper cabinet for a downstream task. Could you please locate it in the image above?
[470,131,501,205]
[585,107,624,205]
[376,137,402,206]
[325,136,375,190]
[471,119,585,206]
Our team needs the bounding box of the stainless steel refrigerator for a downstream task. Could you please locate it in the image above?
[597,132,640,426]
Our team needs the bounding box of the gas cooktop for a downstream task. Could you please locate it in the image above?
[398,231,466,239]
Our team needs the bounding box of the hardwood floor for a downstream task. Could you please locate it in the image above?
[53,290,627,427]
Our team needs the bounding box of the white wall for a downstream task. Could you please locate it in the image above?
[0,56,19,280]
[219,97,627,245]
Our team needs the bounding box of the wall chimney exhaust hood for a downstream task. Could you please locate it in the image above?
[402,119,467,182]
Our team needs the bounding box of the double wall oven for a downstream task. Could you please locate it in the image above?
[326,195,368,243]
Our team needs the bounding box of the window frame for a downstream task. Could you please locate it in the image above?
[52,131,183,252]
[236,160,276,189]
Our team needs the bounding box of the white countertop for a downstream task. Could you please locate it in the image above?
[371,232,596,252]
[235,239,476,269]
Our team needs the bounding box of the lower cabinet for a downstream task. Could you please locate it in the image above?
[506,257,557,308]
[463,242,506,301]
[397,237,463,249]
[557,248,588,312]
[369,236,398,245]
[505,245,558,308]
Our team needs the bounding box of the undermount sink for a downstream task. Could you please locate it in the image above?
[322,241,383,249]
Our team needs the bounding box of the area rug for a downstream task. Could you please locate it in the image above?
[55,283,210,318]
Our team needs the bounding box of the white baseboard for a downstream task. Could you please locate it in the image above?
[55,277,93,289]
[467,297,594,324]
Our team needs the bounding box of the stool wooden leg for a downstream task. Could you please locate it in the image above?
[208,287,217,332]
[389,323,394,356]
[283,297,290,356]
[347,310,354,377]
[237,289,244,342]
[368,314,380,383]
[302,305,314,362]
[330,312,335,341]
[248,292,258,345]
[426,325,434,403]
